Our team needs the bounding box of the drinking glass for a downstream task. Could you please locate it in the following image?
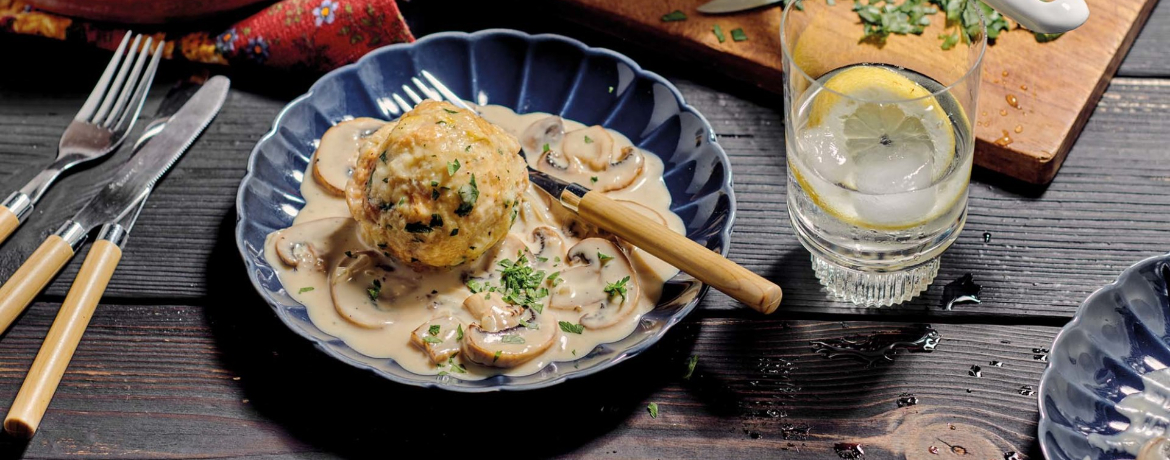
[781,0,987,306]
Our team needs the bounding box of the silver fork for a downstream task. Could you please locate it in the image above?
[396,72,785,315]
[0,33,164,245]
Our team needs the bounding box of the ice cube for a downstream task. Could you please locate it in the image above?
[852,145,937,227]
[796,126,853,185]
[853,144,934,194]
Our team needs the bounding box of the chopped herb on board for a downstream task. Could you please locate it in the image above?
[713,24,726,43]
[730,28,748,42]
[661,10,687,22]
[647,402,659,418]
[298,287,315,294]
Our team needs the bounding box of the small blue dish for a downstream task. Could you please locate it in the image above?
[1039,253,1170,459]
[235,29,735,392]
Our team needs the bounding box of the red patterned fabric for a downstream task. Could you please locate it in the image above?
[0,0,414,72]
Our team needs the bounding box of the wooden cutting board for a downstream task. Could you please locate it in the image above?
[555,0,1158,184]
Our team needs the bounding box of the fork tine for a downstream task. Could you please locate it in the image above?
[392,94,413,113]
[401,85,423,105]
[75,32,132,122]
[410,77,441,101]
[102,36,154,128]
[420,70,472,110]
[93,34,142,124]
[112,41,163,134]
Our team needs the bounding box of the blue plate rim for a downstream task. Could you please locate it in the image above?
[1037,252,1170,459]
[233,28,737,392]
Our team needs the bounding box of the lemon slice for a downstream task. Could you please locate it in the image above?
[792,65,965,230]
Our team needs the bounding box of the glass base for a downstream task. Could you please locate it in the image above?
[810,254,938,307]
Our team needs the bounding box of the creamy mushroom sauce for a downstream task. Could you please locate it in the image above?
[1087,367,1170,458]
[264,105,685,379]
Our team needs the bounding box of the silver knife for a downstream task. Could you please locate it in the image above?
[697,0,783,14]
[0,75,231,338]
[0,74,230,440]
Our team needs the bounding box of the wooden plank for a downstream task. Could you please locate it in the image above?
[1118,0,1170,76]
[0,300,1056,458]
[0,49,1167,319]
[555,0,1160,184]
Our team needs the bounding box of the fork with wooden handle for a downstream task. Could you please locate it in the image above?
[0,33,158,247]
[406,71,783,314]
[1,76,230,438]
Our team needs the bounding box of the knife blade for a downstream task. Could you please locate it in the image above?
[62,75,230,240]
[132,77,208,152]
[697,0,784,14]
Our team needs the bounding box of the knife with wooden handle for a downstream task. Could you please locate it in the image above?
[1,76,230,439]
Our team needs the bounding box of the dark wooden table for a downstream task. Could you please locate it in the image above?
[0,2,1168,458]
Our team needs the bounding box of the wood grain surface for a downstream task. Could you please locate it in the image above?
[556,0,1160,185]
[0,299,1056,459]
[0,1,1164,456]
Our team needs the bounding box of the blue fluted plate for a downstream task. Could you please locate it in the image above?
[235,29,735,392]
[1039,253,1170,459]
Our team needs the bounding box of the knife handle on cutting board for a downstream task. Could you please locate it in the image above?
[4,239,121,438]
[0,236,75,335]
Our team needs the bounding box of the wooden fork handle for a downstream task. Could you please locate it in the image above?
[4,239,121,438]
[0,235,75,335]
[0,205,19,246]
[564,190,783,315]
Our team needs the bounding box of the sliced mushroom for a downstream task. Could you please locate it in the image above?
[469,234,533,275]
[311,118,387,196]
[529,226,567,268]
[330,250,416,329]
[410,314,464,364]
[598,146,645,192]
[562,125,614,170]
[273,217,355,271]
[460,293,557,368]
[548,238,641,329]
[521,116,565,154]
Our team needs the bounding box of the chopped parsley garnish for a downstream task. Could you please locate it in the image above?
[518,318,539,330]
[432,188,440,200]
[542,143,551,153]
[450,361,466,373]
[591,176,598,184]
[465,145,472,152]
[583,135,593,144]
[405,222,433,233]
[345,251,354,258]
[443,108,459,114]
[428,324,441,336]
[604,276,631,302]
[496,251,550,313]
[661,10,687,22]
[379,151,387,163]
[422,336,442,344]
[430,180,439,187]
[598,252,614,263]
[647,402,659,418]
[397,197,406,207]
[571,349,577,356]
[493,350,502,362]
[429,213,444,227]
[608,86,614,93]
[456,174,479,217]
[456,324,464,341]
[559,321,584,334]
[536,256,549,263]
[298,287,315,294]
[367,279,382,301]
[713,24,726,43]
[500,334,525,344]
[466,279,484,293]
[730,28,748,42]
[436,120,447,125]
[683,355,699,380]
[448,159,461,176]
[546,271,562,287]
[450,228,460,236]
